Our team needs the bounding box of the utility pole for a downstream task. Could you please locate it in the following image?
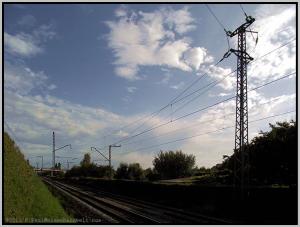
[91,147,109,163]
[51,131,72,177]
[109,145,121,179]
[52,132,55,177]
[37,155,43,171]
[65,160,75,170]
[226,14,256,198]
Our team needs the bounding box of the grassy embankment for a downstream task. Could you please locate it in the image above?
[4,132,73,223]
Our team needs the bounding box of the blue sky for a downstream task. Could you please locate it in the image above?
[4,3,296,169]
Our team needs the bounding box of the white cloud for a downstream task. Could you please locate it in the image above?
[4,76,295,169]
[115,65,139,81]
[170,81,185,90]
[247,5,296,86]
[4,23,56,58]
[106,6,212,80]
[115,5,128,18]
[183,47,209,70]
[126,86,137,93]
[4,32,42,57]
[122,96,131,103]
[4,4,296,170]
[218,92,231,97]
[114,151,155,169]
[115,130,129,138]
[158,72,172,85]
[4,61,49,95]
[48,84,57,90]
[18,14,37,27]
[163,6,196,34]
[32,24,56,42]
[199,64,235,90]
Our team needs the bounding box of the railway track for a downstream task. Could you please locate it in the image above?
[43,177,232,224]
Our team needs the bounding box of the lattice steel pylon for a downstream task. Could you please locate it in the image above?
[226,15,255,196]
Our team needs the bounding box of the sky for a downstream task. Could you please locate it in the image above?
[4,3,296,170]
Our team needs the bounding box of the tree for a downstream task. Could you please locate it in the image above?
[65,164,115,179]
[218,120,296,185]
[115,163,129,179]
[55,162,61,170]
[144,168,160,181]
[115,163,144,180]
[128,163,144,180]
[80,153,91,167]
[153,150,196,179]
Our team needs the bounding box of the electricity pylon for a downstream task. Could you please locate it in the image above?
[225,14,256,196]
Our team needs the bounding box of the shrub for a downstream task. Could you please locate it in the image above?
[153,150,195,179]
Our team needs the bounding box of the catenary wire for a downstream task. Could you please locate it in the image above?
[112,71,295,146]
[120,95,289,147]
[125,110,295,153]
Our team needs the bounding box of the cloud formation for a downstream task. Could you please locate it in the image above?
[4,23,56,58]
[126,86,137,93]
[4,4,296,169]
[4,61,48,95]
[106,6,212,80]
[247,5,296,86]
[4,32,42,57]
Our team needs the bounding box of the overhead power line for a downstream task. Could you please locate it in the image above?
[100,38,295,148]
[118,38,296,143]
[99,63,227,149]
[113,71,295,146]
[173,72,295,121]
[239,4,248,17]
[124,110,295,153]
[121,95,290,147]
[205,4,231,50]
[170,38,296,116]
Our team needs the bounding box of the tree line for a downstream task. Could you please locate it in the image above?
[65,150,196,181]
[63,120,296,186]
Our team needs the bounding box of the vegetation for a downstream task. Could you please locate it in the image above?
[4,132,72,223]
[216,120,297,185]
[80,153,91,167]
[153,150,196,179]
[115,163,144,180]
[54,163,62,170]
[65,153,114,178]
[65,121,296,186]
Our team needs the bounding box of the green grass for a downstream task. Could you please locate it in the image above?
[4,132,74,223]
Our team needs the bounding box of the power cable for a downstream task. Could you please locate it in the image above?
[126,110,295,153]
[114,71,294,146]
[205,4,231,50]
[167,38,296,116]
[121,95,288,147]
[101,38,296,148]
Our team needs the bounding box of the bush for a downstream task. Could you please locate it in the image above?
[144,168,160,181]
[115,163,144,180]
[128,163,144,180]
[65,164,114,179]
[115,163,129,179]
[153,150,196,179]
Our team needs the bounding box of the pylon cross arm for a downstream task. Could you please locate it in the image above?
[229,49,254,62]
